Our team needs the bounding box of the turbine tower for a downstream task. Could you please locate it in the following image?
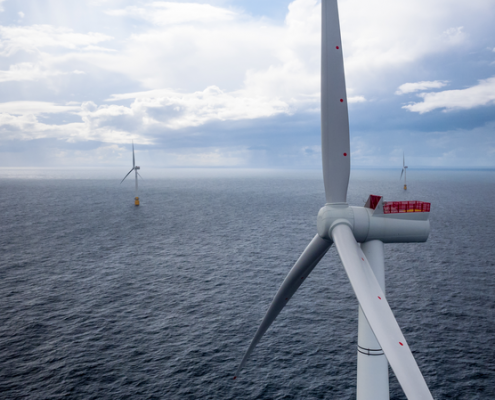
[235,2,434,399]
[401,153,408,190]
[121,142,142,206]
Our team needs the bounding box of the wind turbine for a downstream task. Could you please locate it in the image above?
[235,1,434,399]
[121,142,142,206]
[401,153,408,190]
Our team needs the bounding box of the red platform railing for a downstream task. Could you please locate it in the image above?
[383,201,431,214]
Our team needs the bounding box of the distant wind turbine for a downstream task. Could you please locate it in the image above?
[401,153,408,190]
[121,142,142,206]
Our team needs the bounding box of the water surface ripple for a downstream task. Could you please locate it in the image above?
[1,170,494,399]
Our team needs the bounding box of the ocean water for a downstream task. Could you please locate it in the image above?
[1,168,494,399]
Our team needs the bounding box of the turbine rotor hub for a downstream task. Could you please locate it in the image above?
[317,203,354,239]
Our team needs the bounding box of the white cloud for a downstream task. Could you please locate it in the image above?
[0,62,85,82]
[0,101,146,143]
[395,81,449,95]
[95,0,325,126]
[0,103,97,142]
[106,2,237,25]
[441,26,466,45]
[94,0,483,111]
[0,84,290,144]
[403,76,495,113]
[0,101,80,115]
[129,86,292,128]
[0,25,112,56]
[18,11,25,18]
[109,85,292,129]
[338,0,492,91]
[348,96,366,103]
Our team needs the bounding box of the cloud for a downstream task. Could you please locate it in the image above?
[0,101,80,114]
[0,101,146,143]
[441,26,466,45]
[395,81,449,95]
[93,0,485,107]
[2,0,484,126]
[0,62,86,82]
[0,112,116,143]
[108,86,292,129]
[403,76,495,113]
[131,86,292,128]
[0,25,112,56]
[89,0,325,127]
[348,96,366,103]
[337,0,494,94]
[1,0,495,169]
[96,0,320,96]
[106,2,237,25]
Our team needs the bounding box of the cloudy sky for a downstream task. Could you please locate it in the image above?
[1,0,494,169]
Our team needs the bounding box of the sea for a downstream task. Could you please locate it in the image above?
[1,168,494,400]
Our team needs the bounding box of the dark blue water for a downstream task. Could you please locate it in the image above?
[1,169,494,399]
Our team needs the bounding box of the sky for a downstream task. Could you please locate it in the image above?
[0,0,495,170]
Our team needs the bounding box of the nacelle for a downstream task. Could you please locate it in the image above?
[317,196,430,244]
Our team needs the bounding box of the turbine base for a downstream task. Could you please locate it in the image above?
[404,184,407,190]
[135,197,140,206]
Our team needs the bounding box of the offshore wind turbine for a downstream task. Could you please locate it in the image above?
[401,153,408,190]
[121,142,142,206]
[235,1,434,399]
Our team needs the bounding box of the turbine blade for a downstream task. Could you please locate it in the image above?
[400,168,404,180]
[235,234,332,377]
[120,168,134,184]
[321,0,350,203]
[132,142,135,168]
[403,152,405,168]
[331,224,433,400]
[137,172,144,179]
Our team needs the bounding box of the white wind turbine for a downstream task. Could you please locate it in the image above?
[235,1,434,399]
[121,142,142,206]
[401,153,408,190]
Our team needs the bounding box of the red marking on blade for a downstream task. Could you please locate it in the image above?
[340,99,344,102]
[343,153,347,156]
[301,277,304,280]
[361,258,364,261]
[378,296,381,300]
[336,46,340,49]
[285,298,288,300]
[233,376,237,380]
[399,342,403,346]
